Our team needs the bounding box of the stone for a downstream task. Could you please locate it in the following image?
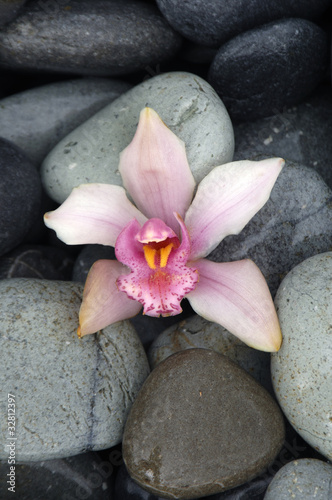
[148,315,273,393]
[233,85,332,189]
[0,77,132,165]
[264,459,332,499]
[41,71,234,203]
[271,253,332,460]
[0,0,181,76]
[72,244,116,283]
[0,279,150,461]
[123,348,285,499]
[0,138,41,257]
[208,18,329,121]
[0,0,26,26]
[209,161,332,297]
[155,0,331,47]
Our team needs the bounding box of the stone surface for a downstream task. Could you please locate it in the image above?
[0,0,181,75]
[233,85,332,189]
[41,71,234,203]
[0,138,41,257]
[209,161,332,298]
[208,18,328,121]
[123,348,285,499]
[0,279,150,461]
[271,252,332,460]
[148,315,273,393]
[0,0,26,26]
[264,459,332,499]
[0,77,132,165]
[72,244,116,282]
[156,0,331,47]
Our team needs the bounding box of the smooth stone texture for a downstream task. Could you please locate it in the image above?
[123,349,285,499]
[156,0,331,47]
[0,0,181,75]
[233,85,332,189]
[148,315,273,393]
[41,71,234,203]
[209,161,332,297]
[0,138,41,257]
[0,451,115,499]
[0,0,26,26]
[271,253,332,460]
[0,244,74,280]
[0,78,132,165]
[264,459,332,499]
[72,244,116,283]
[208,18,328,121]
[0,279,150,461]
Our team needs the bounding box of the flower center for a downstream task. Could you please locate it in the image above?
[143,243,174,269]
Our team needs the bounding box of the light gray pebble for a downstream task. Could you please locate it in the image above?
[0,279,150,461]
[41,71,234,203]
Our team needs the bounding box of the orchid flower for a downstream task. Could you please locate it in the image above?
[44,108,284,352]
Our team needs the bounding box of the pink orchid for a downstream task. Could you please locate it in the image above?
[44,108,284,351]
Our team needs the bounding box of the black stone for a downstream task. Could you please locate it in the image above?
[72,244,116,282]
[0,0,26,26]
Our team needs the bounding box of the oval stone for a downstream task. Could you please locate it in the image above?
[123,348,285,499]
[271,252,332,460]
[41,72,234,203]
[0,279,150,461]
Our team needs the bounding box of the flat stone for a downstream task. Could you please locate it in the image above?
[0,0,26,26]
[209,161,332,297]
[264,459,332,499]
[41,71,234,203]
[0,279,150,461]
[123,348,285,499]
[148,315,273,393]
[0,0,181,75]
[271,252,332,460]
[208,18,328,121]
[0,77,132,165]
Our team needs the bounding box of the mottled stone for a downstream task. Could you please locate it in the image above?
[0,78,132,165]
[209,161,332,297]
[0,279,150,461]
[123,349,285,499]
[0,0,181,75]
[264,459,332,499]
[0,0,26,26]
[271,253,332,460]
[41,71,234,203]
[0,138,41,257]
[148,315,273,393]
[208,19,328,121]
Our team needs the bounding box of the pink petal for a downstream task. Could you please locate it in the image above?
[119,108,196,233]
[44,183,147,246]
[185,158,284,259]
[78,259,142,337]
[187,258,282,352]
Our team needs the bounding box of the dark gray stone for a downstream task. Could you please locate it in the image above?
[209,161,332,298]
[233,85,332,189]
[72,244,116,282]
[0,138,41,257]
[156,0,331,47]
[0,0,26,26]
[123,348,285,499]
[208,18,328,121]
[0,0,181,76]
[0,78,132,165]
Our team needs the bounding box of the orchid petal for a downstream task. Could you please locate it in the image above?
[44,183,147,246]
[187,258,282,352]
[78,259,142,337]
[185,158,284,259]
[119,107,196,233]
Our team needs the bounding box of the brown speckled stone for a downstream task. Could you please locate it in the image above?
[123,348,285,499]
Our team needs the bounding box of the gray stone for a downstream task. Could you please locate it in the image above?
[233,85,332,189]
[208,19,328,121]
[0,78,132,165]
[271,253,332,460]
[209,161,332,297]
[0,0,26,26]
[0,0,181,75]
[123,348,285,499]
[41,71,234,204]
[148,315,273,393]
[0,279,150,461]
[264,459,332,499]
